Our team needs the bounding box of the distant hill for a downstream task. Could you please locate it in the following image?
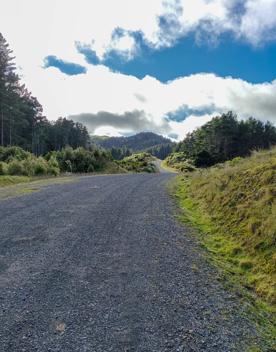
[91,132,173,152]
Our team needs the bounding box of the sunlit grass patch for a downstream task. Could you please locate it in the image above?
[172,147,276,347]
[0,175,30,187]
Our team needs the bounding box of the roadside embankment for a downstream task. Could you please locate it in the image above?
[172,148,276,345]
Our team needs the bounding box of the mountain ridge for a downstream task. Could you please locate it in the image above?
[91,132,173,151]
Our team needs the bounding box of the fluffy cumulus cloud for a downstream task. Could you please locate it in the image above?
[238,0,276,45]
[3,0,276,66]
[28,65,276,140]
[1,0,276,140]
[151,0,276,48]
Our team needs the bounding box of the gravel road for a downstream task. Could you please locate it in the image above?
[0,173,258,351]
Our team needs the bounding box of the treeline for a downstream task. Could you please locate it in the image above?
[176,111,276,167]
[0,33,90,154]
[32,117,90,155]
[92,132,172,151]
[145,143,175,160]
[92,132,175,159]
[110,146,132,160]
[2,33,276,169]
[109,143,174,160]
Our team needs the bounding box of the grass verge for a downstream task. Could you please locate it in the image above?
[170,148,276,350]
[161,160,178,173]
[0,176,76,201]
[0,175,31,187]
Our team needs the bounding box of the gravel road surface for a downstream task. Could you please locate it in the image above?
[0,173,258,351]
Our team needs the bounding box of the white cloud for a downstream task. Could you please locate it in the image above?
[2,0,276,69]
[106,32,138,60]
[238,0,276,45]
[169,114,216,138]
[145,0,276,48]
[25,63,276,140]
[1,1,276,141]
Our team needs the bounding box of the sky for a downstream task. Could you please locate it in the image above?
[1,0,276,140]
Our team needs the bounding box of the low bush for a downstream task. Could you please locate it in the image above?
[119,153,157,173]
[33,157,49,175]
[48,147,111,173]
[0,146,31,162]
[7,160,25,175]
[0,162,8,175]
[0,146,129,177]
[47,156,60,176]
[0,147,61,177]
[164,152,196,172]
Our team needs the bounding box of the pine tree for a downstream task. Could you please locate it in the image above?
[0,32,18,146]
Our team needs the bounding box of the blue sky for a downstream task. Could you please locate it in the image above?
[44,55,87,75]
[104,33,276,83]
[2,0,276,139]
[51,31,276,85]
[45,31,276,84]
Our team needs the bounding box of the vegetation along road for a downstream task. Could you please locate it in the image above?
[0,173,260,351]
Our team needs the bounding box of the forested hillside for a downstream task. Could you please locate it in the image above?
[167,111,276,169]
[92,132,175,160]
[92,132,172,150]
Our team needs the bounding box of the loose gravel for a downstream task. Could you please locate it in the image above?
[0,173,259,351]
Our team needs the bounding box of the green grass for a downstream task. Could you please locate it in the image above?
[0,176,76,201]
[161,160,178,173]
[95,161,127,174]
[171,148,276,348]
[0,175,30,187]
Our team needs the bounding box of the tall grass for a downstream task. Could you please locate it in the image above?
[0,175,30,187]
[175,148,276,306]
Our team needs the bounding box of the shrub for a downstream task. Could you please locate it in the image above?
[0,146,31,162]
[48,166,60,176]
[178,161,196,172]
[33,157,48,175]
[119,153,157,173]
[165,152,187,166]
[87,164,94,173]
[48,155,59,169]
[0,162,8,175]
[21,157,36,176]
[64,160,73,173]
[7,160,24,175]
[54,147,110,173]
[47,156,60,176]
[164,152,196,172]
